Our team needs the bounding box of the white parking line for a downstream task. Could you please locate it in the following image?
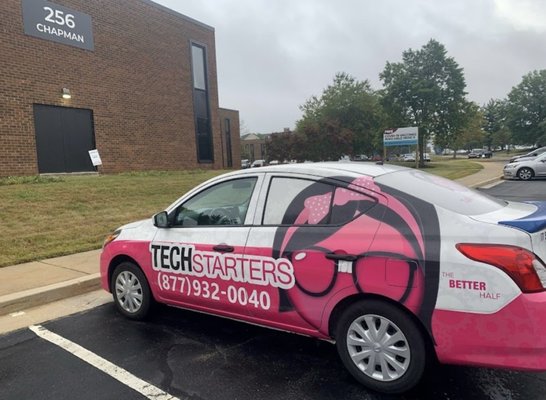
[480,180,504,189]
[29,325,180,400]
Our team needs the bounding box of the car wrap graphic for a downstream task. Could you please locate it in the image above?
[271,175,441,335]
[101,165,546,380]
[150,243,296,289]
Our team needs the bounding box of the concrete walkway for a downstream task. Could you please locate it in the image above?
[454,160,505,188]
[0,250,101,316]
[0,160,506,319]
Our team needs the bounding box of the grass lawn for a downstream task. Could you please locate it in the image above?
[0,170,225,267]
[0,160,482,267]
[388,159,483,180]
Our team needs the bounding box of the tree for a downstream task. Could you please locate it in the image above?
[506,70,546,146]
[451,102,485,153]
[297,118,354,161]
[380,39,468,166]
[296,72,385,160]
[266,131,293,162]
[482,99,510,151]
[492,127,512,152]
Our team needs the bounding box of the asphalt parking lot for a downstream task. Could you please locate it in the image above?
[2,179,546,400]
[480,179,546,201]
[3,303,546,400]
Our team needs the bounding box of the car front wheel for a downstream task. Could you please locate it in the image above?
[111,262,152,320]
[517,167,534,181]
[335,300,426,394]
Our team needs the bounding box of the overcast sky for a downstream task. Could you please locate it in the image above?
[154,0,546,134]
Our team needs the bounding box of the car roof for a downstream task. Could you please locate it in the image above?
[227,162,408,179]
[524,147,546,155]
[519,153,546,163]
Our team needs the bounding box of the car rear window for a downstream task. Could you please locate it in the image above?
[375,170,507,215]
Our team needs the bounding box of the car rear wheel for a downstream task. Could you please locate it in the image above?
[517,167,534,181]
[335,300,426,394]
[111,262,152,320]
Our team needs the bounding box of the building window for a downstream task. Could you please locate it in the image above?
[224,118,233,168]
[191,46,206,90]
[191,43,213,163]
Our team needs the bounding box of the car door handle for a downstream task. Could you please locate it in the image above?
[325,252,358,261]
[213,244,234,253]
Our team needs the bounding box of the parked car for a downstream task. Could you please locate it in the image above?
[509,146,546,163]
[241,159,250,169]
[268,160,280,165]
[352,154,369,161]
[503,152,546,180]
[399,153,430,162]
[468,149,492,158]
[101,163,546,394]
[400,153,416,162]
[251,159,266,168]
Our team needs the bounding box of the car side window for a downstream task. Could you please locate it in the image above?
[263,177,334,225]
[263,177,377,226]
[330,186,377,225]
[173,178,257,227]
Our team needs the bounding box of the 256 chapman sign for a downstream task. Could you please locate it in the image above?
[22,0,94,51]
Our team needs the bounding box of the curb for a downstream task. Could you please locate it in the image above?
[0,273,101,316]
[468,176,504,189]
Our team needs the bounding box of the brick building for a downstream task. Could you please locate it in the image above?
[0,0,239,176]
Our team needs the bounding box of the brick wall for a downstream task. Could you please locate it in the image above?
[0,0,232,176]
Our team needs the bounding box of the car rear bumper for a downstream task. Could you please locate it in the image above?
[432,292,546,371]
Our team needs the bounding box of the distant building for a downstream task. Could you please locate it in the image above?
[0,0,239,176]
[241,133,267,162]
[241,128,293,162]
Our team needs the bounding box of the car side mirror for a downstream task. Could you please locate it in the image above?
[153,211,170,228]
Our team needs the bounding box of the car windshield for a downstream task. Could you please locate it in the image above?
[375,170,507,215]
[526,147,546,156]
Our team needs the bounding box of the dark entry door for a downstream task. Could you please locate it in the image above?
[34,105,95,173]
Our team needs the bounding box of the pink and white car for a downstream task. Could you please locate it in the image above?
[100,163,546,394]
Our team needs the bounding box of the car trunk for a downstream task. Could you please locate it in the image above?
[471,201,546,262]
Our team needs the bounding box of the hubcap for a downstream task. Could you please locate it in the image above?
[519,169,532,180]
[115,271,143,313]
[346,314,410,382]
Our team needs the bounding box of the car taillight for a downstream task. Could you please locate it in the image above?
[456,244,546,293]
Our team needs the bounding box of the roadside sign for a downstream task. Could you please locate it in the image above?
[88,149,102,166]
[383,127,418,146]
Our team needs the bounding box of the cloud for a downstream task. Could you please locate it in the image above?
[153,0,546,133]
[494,0,546,32]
